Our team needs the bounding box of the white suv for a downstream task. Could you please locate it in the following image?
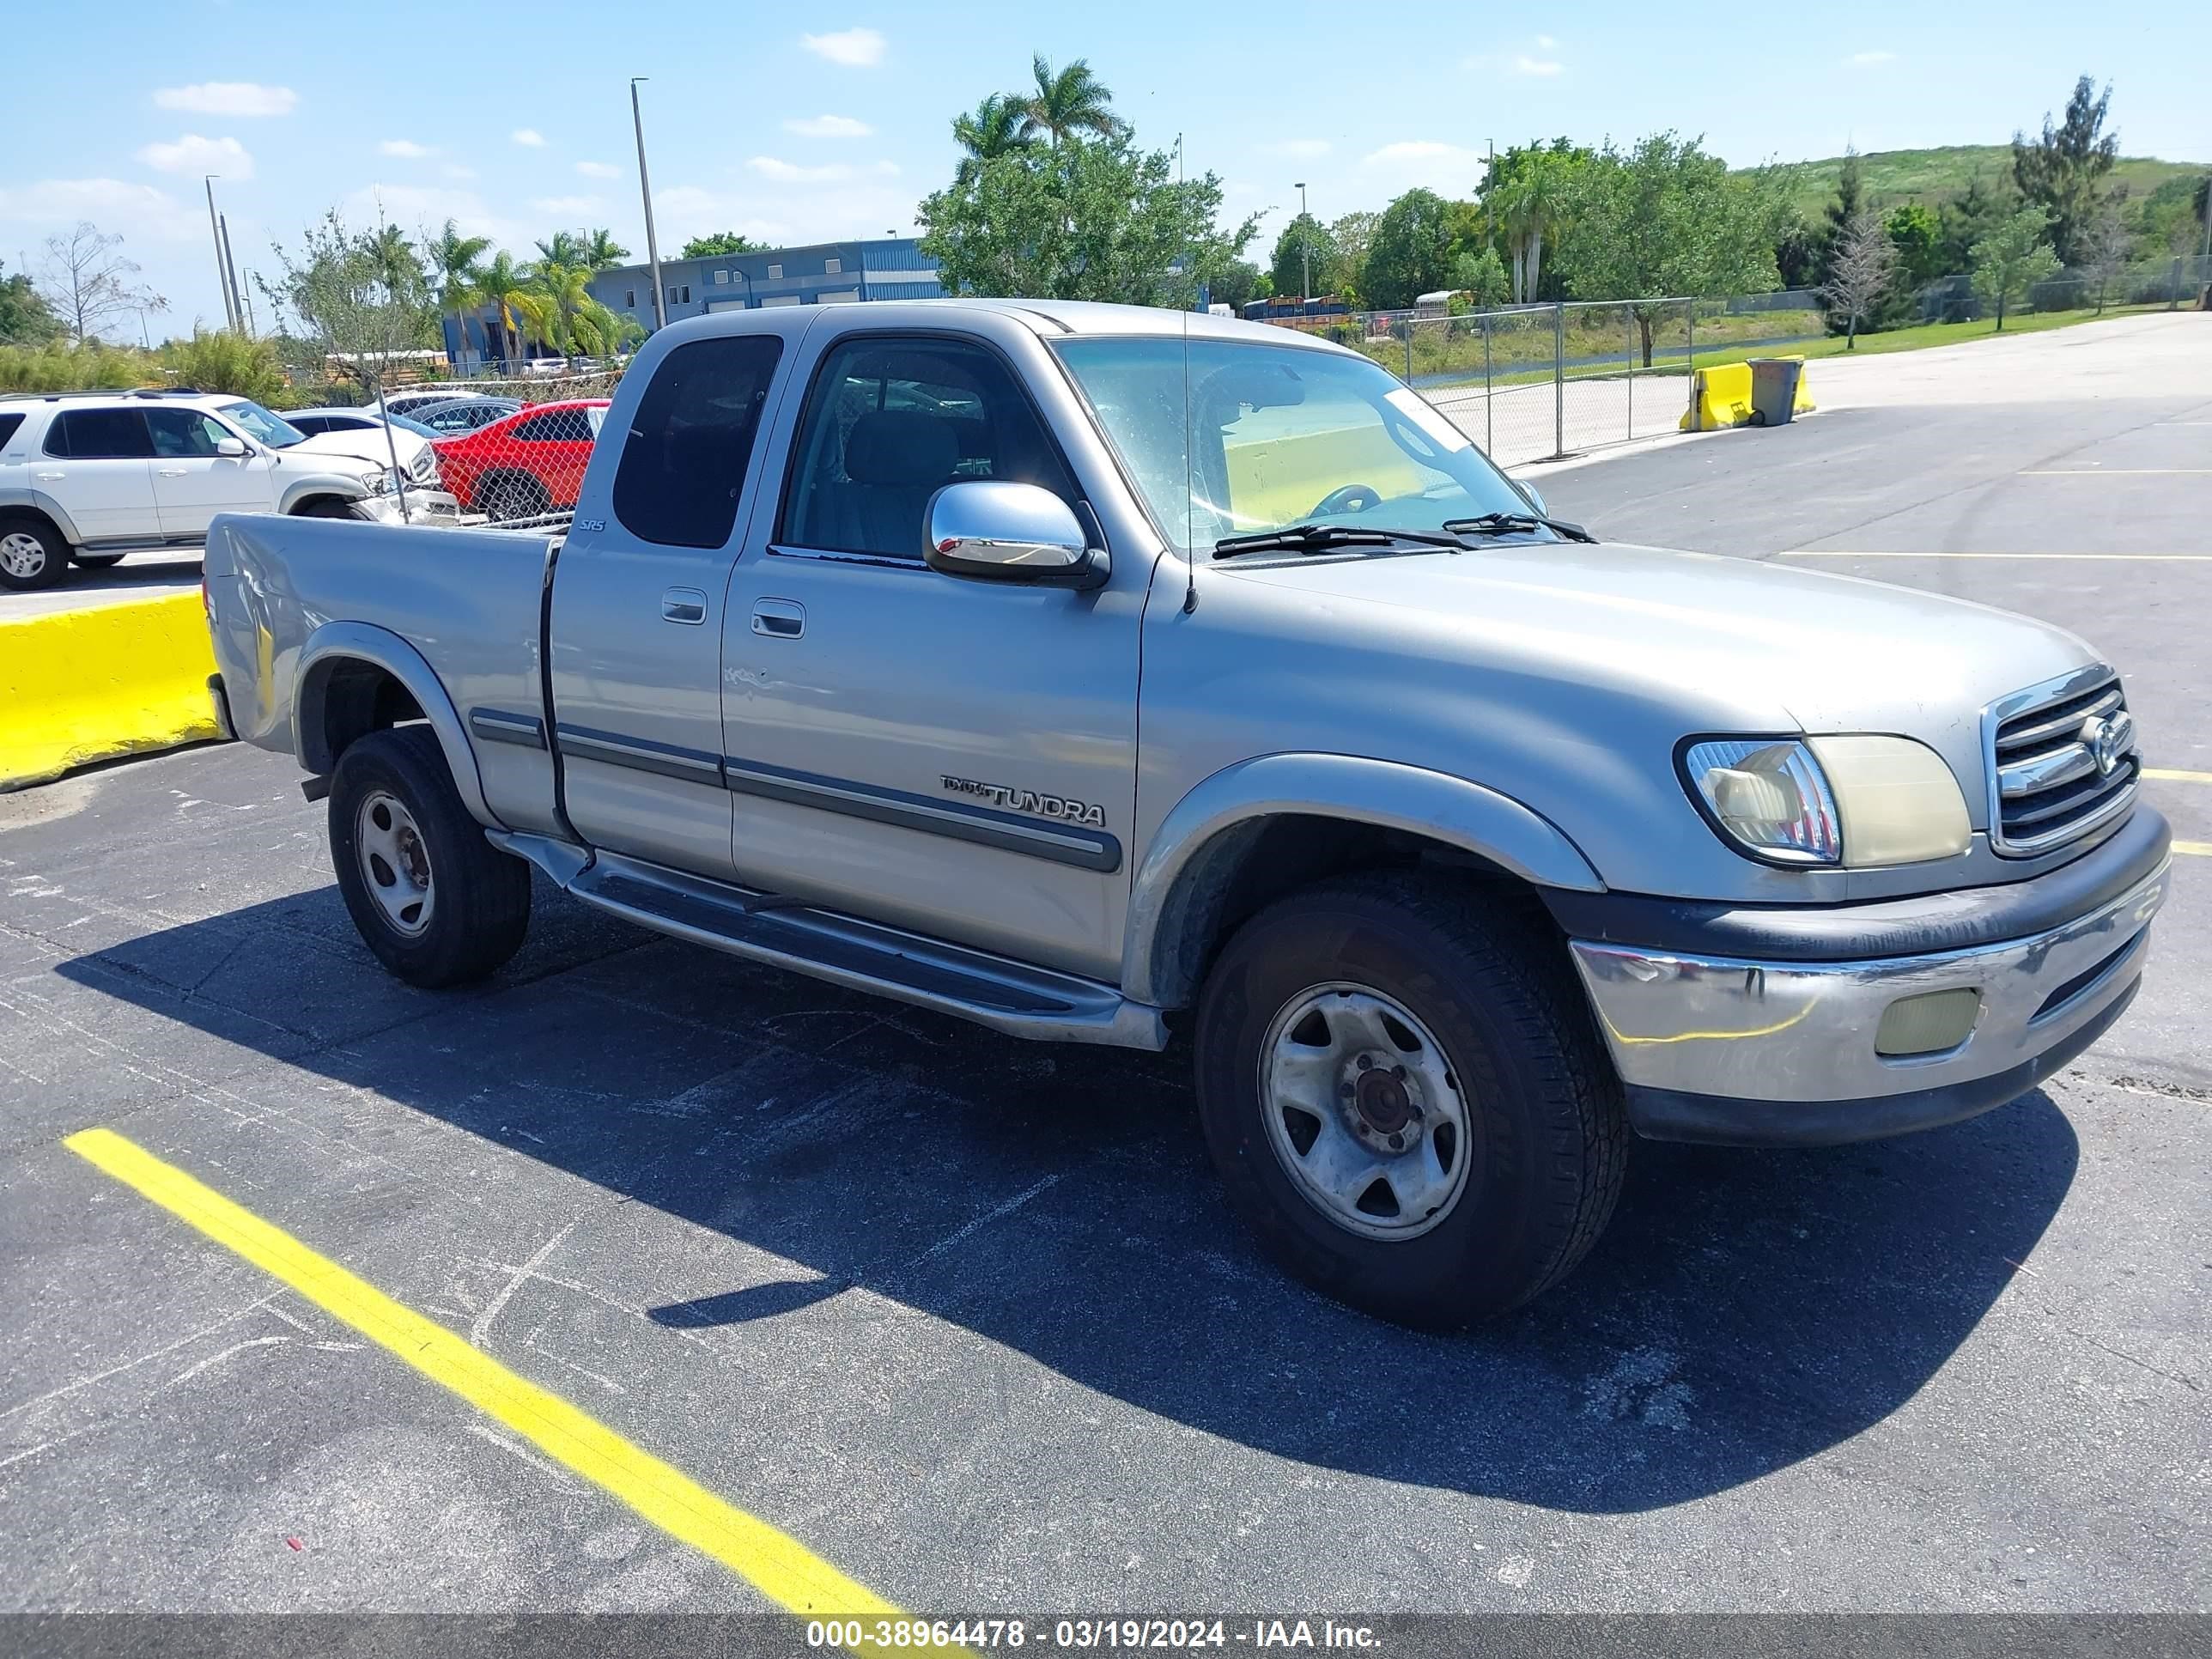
[0,389,457,590]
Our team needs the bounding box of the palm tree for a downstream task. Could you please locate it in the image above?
[527,258,601,359]
[423,219,490,366]
[581,228,629,270]
[1018,55,1125,149]
[476,251,546,369]
[1494,154,1571,303]
[952,92,1036,186]
[570,299,642,359]
[534,230,586,270]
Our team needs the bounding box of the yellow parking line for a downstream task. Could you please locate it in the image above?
[64,1128,905,1633]
[2144,769,2212,784]
[1778,550,2212,561]
[2178,841,2212,858]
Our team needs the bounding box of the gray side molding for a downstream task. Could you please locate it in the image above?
[0,487,86,545]
[295,621,498,828]
[1121,752,1606,1007]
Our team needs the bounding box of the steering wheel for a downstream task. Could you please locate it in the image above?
[1309,483,1382,518]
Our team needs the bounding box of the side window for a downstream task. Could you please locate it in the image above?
[0,412,26,448]
[145,408,228,458]
[46,408,152,459]
[611,335,783,549]
[781,337,1077,562]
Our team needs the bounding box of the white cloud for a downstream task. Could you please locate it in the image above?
[1534,33,1557,47]
[1364,140,1474,166]
[137,133,254,179]
[785,113,874,139]
[660,179,914,250]
[155,81,296,117]
[1258,138,1332,160]
[1848,49,1899,65]
[380,138,434,159]
[1361,141,1485,193]
[511,128,546,148]
[531,195,605,216]
[576,161,623,179]
[342,184,527,249]
[1513,54,1565,76]
[442,163,477,181]
[800,27,885,66]
[0,178,200,240]
[747,155,857,184]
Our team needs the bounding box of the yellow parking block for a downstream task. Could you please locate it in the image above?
[64,1127,912,1643]
[0,592,224,791]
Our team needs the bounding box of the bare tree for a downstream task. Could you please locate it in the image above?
[1820,208,1896,349]
[34,222,167,344]
[2080,202,2136,313]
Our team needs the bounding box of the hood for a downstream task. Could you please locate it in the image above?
[287,427,430,470]
[1218,538,2098,742]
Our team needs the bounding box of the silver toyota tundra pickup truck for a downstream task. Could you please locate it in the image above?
[203,300,2171,1328]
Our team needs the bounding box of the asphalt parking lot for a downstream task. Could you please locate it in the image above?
[2,314,2206,1628]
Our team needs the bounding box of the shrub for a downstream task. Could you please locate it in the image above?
[162,327,290,404]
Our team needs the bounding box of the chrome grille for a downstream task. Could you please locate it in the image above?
[409,447,439,484]
[1987,667,2138,857]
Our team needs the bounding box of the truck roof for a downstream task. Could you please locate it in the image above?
[672,295,1355,354]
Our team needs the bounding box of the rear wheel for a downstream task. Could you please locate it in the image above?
[329,726,532,988]
[71,551,128,569]
[0,516,69,591]
[481,473,550,523]
[1194,872,1627,1328]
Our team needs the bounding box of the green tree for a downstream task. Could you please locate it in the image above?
[534,231,586,270]
[1449,246,1511,307]
[257,211,436,390]
[581,228,629,270]
[1884,203,1944,289]
[1486,148,1580,302]
[473,249,547,368]
[1556,133,1790,363]
[1208,258,1266,313]
[1018,56,1126,148]
[527,256,597,356]
[1323,211,1376,304]
[1362,188,1456,310]
[1815,147,1865,291]
[162,325,289,402]
[2133,173,2208,256]
[918,137,1257,307]
[1937,171,2013,273]
[1269,212,1334,299]
[422,219,490,365]
[951,94,1037,189]
[0,258,64,345]
[2012,76,2121,264]
[1971,207,2063,330]
[678,231,761,258]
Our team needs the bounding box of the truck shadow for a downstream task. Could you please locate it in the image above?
[57,877,2078,1516]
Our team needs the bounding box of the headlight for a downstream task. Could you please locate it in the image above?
[1682,735,1971,868]
[358,465,407,496]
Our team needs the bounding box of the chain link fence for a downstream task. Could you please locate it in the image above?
[1914,254,2211,323]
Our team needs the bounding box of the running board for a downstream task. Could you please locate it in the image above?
[489,832,1166,1050]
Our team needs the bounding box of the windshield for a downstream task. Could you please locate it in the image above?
[385,412,440,438]
[216,399,308,449]
[1054,337,1538,552]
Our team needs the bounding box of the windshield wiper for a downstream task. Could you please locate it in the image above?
[1442,511,1597,544]
[1212,523,1472,560]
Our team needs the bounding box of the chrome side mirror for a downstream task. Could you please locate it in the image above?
[216,436,248,459]
[924,480,1109,592]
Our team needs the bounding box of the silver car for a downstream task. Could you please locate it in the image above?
[202,300,2169,1327]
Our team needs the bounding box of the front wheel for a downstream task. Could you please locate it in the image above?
[329,726,532,988]
[0,516,70,591]
[1194,873,1626,1328]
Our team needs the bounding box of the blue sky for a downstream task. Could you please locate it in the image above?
[5,0,2204,337]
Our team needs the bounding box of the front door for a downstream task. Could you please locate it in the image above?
[547,327,796,878]
[145,407,271,538]
[720,328,1144,982]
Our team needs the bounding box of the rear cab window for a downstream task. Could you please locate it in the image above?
[611,337,784,549]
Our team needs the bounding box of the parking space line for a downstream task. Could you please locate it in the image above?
[1778,550,2212,561]
[2018,468,2212,476]
[2177,842,2211,858]
[2143,769,2212,784]
[63,1127,905,1631]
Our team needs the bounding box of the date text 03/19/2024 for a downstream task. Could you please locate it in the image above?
[805,1620,1382,1650]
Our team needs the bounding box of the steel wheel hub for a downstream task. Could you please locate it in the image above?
[1259,982,1472,1240]
[1,532,47,579]
[356,790,434,936]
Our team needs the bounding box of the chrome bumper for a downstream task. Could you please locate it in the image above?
[1568,857,2169,1145]
[356,489,461,526]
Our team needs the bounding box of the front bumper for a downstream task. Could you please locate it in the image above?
[1565,816,2171,1146]
[355,489,461,526]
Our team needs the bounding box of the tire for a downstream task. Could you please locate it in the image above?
[328,726,531,988]
[71,551,128,569]
[481,474,549,523]
[294,497,360,520]
[1194,872,1627,1328]
[0,515,70,591]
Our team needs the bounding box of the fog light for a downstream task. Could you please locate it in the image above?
[1875,988,1982,1057]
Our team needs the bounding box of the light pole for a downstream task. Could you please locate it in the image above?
[204,175,239,331]
[631,76,666,331]
[1295,181,1310,302]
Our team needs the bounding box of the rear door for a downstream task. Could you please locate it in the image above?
[547,326,798,878]
[145,407,272,537]
[38,408,157,540]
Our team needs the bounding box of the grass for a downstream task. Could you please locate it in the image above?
[1765,144,2205,220]
[1706,301,2172,365]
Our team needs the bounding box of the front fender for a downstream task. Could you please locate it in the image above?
[0,487,86,545]
[295,621,497,827]
[1122,752,1604,1006]
[276,472,370,514]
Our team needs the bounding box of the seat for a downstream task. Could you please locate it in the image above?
[832,409,959,557]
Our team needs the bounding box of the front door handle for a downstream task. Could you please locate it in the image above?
[156,467,190,477]
[750,598,805,639]
[34,471,63,482]
[661,586,708,625]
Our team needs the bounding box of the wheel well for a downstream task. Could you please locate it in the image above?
[300,657,426,775]
[0,507,70,550]
[1145,813,1551,1010]
[481,471,549,501]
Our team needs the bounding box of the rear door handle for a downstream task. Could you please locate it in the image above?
[156,467,190,477]
[661,586,708,625]
[750,598,805,639]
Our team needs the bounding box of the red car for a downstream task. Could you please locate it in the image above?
[430,398,611,521]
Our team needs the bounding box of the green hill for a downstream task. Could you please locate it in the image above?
[1770,144,2205,220]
